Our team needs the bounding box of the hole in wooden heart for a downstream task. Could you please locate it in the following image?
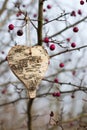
[7,45,49,98]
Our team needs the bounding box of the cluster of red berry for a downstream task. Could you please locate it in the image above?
[70,9,82,17]
[43,37,56,51]
[8,24,23,36]
[52,92,61,97]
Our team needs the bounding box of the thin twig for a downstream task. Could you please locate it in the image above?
[0,59,6,65]
[0,85,87,107]
[49,16,87,38]
[43,13,70,25]
[50,45,87,58]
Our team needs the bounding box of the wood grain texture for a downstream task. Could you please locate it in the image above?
[7,45,49,98]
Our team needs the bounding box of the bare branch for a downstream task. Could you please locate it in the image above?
[0,0,8,15]
[50,45,87,58]
[49,16,87,38]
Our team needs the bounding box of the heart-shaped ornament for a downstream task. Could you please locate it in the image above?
[7,45,49,98]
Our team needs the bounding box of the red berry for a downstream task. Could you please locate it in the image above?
[59,63,64,68]
[54,78,58,83]
[70,11,76,17]
[71,94,75,98]
[44,18,49,23]
[1,89,7,94]
[22,4,26,7]
[78,9,82,15]
[17,30,23,36]
[50,44,55,51]
[73,27,79,33]
[52,92,61,97]
[47,5,52,9]
[16,11,22,17]
[80,0,84,5]
[50,111,54,117]
[56,92,61,97]
[43,9,46,12]
[72,70,76,76]
[43,37,49,43]
[33,14,37,18]
[8,24,14,30]
[1,51,5,54]
[66,38,70,42]
[52,92,57,97]
[71,42,76,48]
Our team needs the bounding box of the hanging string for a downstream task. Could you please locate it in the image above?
[25,14,32,54]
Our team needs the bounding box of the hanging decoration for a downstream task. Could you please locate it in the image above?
[7,45,49,98]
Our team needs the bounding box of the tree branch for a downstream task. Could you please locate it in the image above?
[49,16,87,38]
[50,45,87,58]
[37,0,43,45]
[27,99,34,130]
[0,0,8,15]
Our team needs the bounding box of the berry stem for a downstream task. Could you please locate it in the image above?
[37,0,43,46]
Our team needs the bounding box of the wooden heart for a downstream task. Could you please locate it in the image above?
[7,45,49,98]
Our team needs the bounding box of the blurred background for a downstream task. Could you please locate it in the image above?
[0,0,87,129]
